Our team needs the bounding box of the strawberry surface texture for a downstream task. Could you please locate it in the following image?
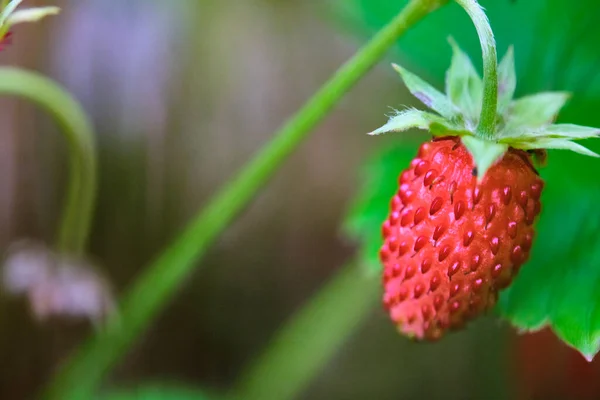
[380,136,543,340]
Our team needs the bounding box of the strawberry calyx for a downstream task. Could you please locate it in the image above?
[368,2,600,180]
[0,0,60,47]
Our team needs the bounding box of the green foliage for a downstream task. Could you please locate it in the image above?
[499,154,600,360]
[339,0,600,358]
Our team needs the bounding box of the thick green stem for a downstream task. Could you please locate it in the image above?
[233,263,379,400]
[0,67,96,254]
[455,0,498,139]
[43,1,445,398]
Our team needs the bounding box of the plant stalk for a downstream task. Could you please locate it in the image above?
[455,0,498,139]
[233,263,379,400]
[0,67,97,254]
[43,0,446,398]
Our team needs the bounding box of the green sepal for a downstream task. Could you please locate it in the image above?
[544,124,600,139]
[497,46,516,113]
[503,92,571,131]
[461,136,508,180]
[0,0,59,39]
[7,6,59,25]
[511,138,599,157]
[445,37,483,125]
[392,63,458,119]
[368,108,466,136]
[0,0,21,26]
[372,41,600,183]
[499,123,600,156]
[500,124,600,141]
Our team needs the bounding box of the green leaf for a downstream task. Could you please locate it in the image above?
[368,108,465,136]
[342,144,417,275]
[445,38,483,124]
[461,135,508,180]
[504,92,571,130]
[497,46,516,112]
[392,63,458,119]
[498,156,600,360]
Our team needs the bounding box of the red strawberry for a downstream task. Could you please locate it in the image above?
[380,136,543,339]
[369,37,600,340]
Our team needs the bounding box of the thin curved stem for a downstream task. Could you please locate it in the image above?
[455,0,498,139]
[42,0,446,398]
[233,262,379,400]
[0,67,96,254]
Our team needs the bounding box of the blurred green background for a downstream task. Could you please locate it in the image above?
[0,0,599,399]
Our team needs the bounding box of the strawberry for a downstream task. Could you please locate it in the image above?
[369,40,600,340]
[380,137,542,339]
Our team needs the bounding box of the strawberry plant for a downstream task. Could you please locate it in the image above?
[363,4,600,341]
[2,0,600,399]
[344,0,600,361]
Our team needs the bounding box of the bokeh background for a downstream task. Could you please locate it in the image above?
[0,0,599,399]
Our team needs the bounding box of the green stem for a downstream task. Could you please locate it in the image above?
[455,0,498,139]
[43,0,445,398]
[0,67,96,254]
[233,263,379,400]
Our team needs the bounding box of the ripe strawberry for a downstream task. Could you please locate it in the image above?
[380,136,542,339]
[369,42,600,340]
